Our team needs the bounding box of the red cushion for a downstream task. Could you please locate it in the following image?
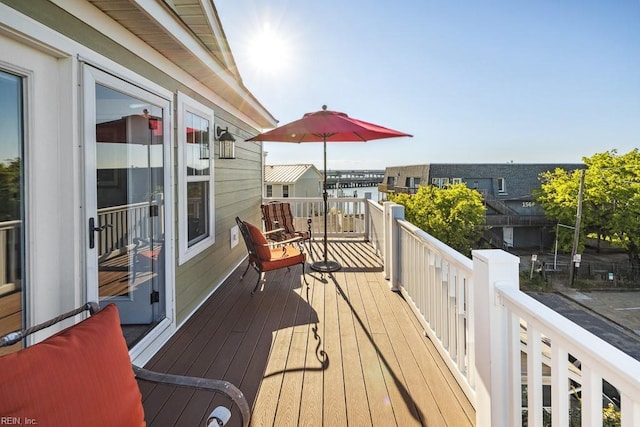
[261,246,306,272]
[244,221,271,261]
[0,304,146,427]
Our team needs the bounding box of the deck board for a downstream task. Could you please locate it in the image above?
[140,240,475,427]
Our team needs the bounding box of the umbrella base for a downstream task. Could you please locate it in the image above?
[311,260,342,273]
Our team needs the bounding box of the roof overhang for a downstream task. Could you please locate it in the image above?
[81,0,276,128]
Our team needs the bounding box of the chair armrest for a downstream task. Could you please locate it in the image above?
[264,227,286,236]
[279,236,305,245]
[133,365,250,427]
[255,236,304,248]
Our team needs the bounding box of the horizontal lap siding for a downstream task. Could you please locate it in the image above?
[176,140,263,324]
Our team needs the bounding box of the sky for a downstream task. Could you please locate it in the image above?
[216,1,640,171]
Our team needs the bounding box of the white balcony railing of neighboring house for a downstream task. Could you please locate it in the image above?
[271,197,640,427]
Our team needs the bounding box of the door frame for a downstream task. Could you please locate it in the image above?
[82,64,176,363]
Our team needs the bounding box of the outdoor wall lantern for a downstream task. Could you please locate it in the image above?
[216,126,236,159]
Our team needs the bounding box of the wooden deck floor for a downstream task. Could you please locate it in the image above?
[139,240,475,427]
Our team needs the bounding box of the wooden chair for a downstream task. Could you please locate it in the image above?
[0,302,250,427]
[261,201,312,246]
[236,216,307,295]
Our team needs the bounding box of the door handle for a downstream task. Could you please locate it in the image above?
[89,217,112,249]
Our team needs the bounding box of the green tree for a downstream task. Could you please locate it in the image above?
[389,183,486,255]
[536,149,640,272]
[0,158,21,222]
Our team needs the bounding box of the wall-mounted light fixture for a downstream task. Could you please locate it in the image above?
[216,126,236,159]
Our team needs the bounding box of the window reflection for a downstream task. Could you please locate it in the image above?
[0,70,24,354]
[185,111,211,247]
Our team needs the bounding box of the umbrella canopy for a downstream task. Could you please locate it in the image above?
[247,106,411,143]
[248,105,412,272]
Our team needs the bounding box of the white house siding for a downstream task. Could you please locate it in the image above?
[294,169,323,197]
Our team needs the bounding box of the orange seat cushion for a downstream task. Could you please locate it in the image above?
[0,304,146,427]
[261,246,306,272]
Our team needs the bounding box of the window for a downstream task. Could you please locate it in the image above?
[497,177,506,193]
[387,176,396,186]
[452,178,463,185]
[431,177,449,188]
[405,177,421,189]
[0,70,25,351]
[283,185,289,198]
[266,185,273,197]
[177,93,215,264]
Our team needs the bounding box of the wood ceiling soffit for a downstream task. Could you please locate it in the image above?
[87,0,273,126]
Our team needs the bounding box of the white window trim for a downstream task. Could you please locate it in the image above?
[177,92,215,265]
[498,177,507,193]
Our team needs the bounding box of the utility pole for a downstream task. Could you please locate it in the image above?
[569,169,585,287]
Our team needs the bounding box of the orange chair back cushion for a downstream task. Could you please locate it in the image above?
[244,221,271,260]
[0,304,146,426]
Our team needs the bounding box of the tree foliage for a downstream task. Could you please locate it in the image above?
[535,149,640,269]
[389,183,486,256]
[0,158,21,222]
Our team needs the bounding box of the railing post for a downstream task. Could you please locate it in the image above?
[363,199,370,240]
[383,202,404,289]
[383,202,392,280]
[471,249,520,427]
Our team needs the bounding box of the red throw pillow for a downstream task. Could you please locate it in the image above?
[0,304,146,426]
[244,221,271,260]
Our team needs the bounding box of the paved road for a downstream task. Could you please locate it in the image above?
[528,291,640,361]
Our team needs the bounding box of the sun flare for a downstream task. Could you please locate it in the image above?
[247,23,291,74]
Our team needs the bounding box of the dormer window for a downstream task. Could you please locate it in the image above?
[497,177,506,193]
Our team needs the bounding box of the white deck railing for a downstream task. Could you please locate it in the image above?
[398,218,477,402]
[262,197,369,239]
[373,200,640,427]
[288,198,640,427]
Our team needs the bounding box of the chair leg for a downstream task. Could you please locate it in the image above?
[251,272,265,295]
[240,262,251,279]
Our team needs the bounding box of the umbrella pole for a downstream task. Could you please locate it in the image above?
[311,136,341,273]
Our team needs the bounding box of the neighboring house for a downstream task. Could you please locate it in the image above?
[264,164,323,198]
[0,0,276,363]
[379,163,585,249]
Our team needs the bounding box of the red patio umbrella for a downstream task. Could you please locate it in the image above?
[248,105,412,273]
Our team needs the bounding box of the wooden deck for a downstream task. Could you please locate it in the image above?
[139,240,475,427]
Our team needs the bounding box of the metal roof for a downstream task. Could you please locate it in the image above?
[264,164,322,183]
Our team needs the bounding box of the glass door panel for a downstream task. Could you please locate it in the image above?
[93,83,165,332]
[0,70,24,355]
